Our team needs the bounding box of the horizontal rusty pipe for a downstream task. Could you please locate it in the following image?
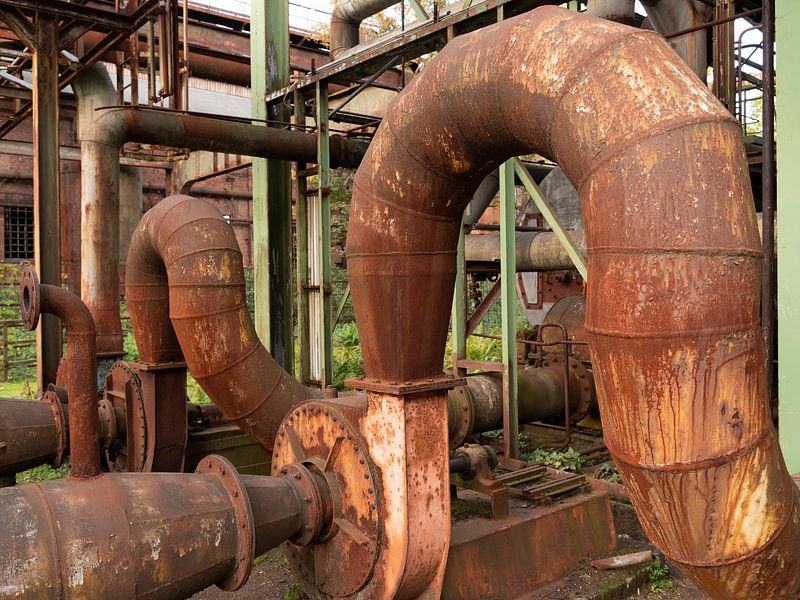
[0,454,325,597]
[330,0,400,59]
[448,363,594,445]
[126,196,320,453]
[82,107,368,355]
[0,394,65,481]
[347,7,798,597]
[20,267,100,479]
[464,230,582,271]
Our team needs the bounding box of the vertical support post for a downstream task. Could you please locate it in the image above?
[294,90,311,384]
[762,0,776,417]
[32,13,61,388]
[314,81,333,387]
[777,0,800,471]
[712,0,736,112]
[451,217,466,377]
[499,159,518,459]
[251,0,293,371]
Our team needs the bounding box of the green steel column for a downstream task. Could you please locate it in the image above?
[251,0,293,371]
[451,218,467,377]
[777,0,800,471]
[294,90,311,383]
[315,81,333,387]
[500,159,519,459]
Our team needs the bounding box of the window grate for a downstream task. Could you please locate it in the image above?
[4,206,33,260]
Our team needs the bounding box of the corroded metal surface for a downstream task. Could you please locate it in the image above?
[0,396,62,479]
[20,266,100,479]
[346,7,798,597]
[127,196,320,453]
[273,399,380,597]
[0,470,245,598]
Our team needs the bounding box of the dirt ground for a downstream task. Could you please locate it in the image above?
[193,546,705,600]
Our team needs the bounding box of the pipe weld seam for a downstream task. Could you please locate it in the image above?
[170,303,248,321]
[608,424,773,473]
[153,195,197,242]
[576,115,739,196]
[191,341,262,381]
[164,245,244,270]
[30,483,64,592]
[159,217,242,256]
[655,495,797,569]
[228,369,286,422]
[384,115,469,186]
[167,281,247,289]
[347,250,457,258]
[588,246,763,258]
[352,181,462,222]
[585,320,758,339]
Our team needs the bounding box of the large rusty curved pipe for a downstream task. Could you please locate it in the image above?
[126,195,319,452]
[347,7,799,598]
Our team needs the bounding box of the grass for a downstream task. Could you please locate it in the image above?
[16,463,70,484]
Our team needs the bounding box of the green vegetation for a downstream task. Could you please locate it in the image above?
[596,462,622,484]
[646,558,673,594]
[283,582,308,600]
[521,446,583,472]
[332,322,364,389]
[16,463,70,485]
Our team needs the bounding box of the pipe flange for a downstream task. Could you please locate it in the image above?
[97,398,117,452]
[19,266,40,331]
[448,385,474,450]
[196,454,255,592]
[273,400,380,598]
[41,389,67,467]
[103,361,147,472]
[278,462,324,546]
[546,354,594,424]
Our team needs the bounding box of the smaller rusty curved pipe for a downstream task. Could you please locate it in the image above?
[126,195,320,452]
[20,267,99,479]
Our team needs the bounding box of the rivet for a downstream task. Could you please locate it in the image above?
[368,488,374,494]
[207,460,213,468]
[280,467,288,474]
[364,472,369,479]
[359,458,365,465]
[293,473,301,479]
[305,525,313,532]
[233,490,238,498]
[304,496,312,503]
[370,504,376,511]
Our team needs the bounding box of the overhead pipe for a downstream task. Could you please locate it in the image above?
[347,7,798,598]
[82,106,368,355]
[126,195,319,453]
[330,0,400,59]
[641,1,712,80]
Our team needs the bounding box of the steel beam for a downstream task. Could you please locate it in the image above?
[451,217,467,377]
[499,159,518,459]
[0,0,135,31]
[31,13,61,388]
[513,157,587,279]
[294,91,311,384]
[777,0,800,471]
[314,81,333,387]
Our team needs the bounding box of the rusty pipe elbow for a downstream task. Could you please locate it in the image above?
[347,7,800,597]
[126,196,319,453]
[20,267,99,479]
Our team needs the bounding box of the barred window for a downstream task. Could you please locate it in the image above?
[4,206,33,260]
